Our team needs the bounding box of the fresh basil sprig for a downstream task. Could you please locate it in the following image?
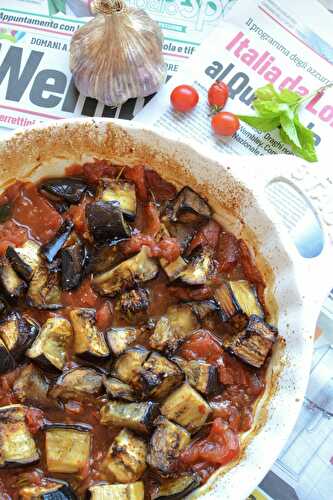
[238,83,332,163]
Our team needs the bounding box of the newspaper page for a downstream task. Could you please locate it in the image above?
[0,0,237,133]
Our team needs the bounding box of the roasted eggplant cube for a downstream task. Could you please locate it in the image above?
[187,300,218,321]
[6,243,39,281]
[147,417,190,475]
[92,246,159,297]
[100,401,159,434]
[103,376,137,401]
[69,308,110,359]
[89,482,144,500]
[15,240,41,278]
[140,352,183,399]
[228,314,278,368]
[27,263,62,310]
[45,425,91,473]
[0,338,15,374]
[0,256,27,299]
[40,177,87,204]
[98,178,137,220]
[61,241,84,291]
[152,474,200,500]
[13,364,51,408]
[86,201,131,243]
[106,326,140,356]
[167,222,197,253]
[160,255,187,281]
[102,428,147,483]
[168,186,212,223]
[161,383,211,433]
[178,247,215,285]
[119,288,150,316]
[173,358,218,395]
[0,312,39,361]
[112,346,150,388]
[42,220,74,263]
[19,479,77,500]
[149,304,199,353]
[0,404,39,467]
[50,368,103,402]
[26,317,73,371]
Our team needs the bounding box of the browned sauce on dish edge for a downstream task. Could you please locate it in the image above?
[0,161,277,499]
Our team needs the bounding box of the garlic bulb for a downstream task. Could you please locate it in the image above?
[69,0,166,106]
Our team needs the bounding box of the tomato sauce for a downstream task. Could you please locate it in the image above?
[0,160,271,499]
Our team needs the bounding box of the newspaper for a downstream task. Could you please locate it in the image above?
[0,0,236,131]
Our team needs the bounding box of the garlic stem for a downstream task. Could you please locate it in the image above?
[92,0,127,15]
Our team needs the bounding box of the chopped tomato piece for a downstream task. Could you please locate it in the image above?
[68,195,92,235]
[158,238,181,262]
[219,351,250,386]
[239,239,264,285]
[187,219,221,254]
[180,418,239,466]
[82,160,119,184]
[124,165,148,200]
[143,202,161,236]
[0,220,28,255]
[0,180,24,206]
[25,407,44,434]
[168,285,213,301]
[179,330,223,364]
[96,302,113,330]
[217,231,239,273]
[65,163,84,176]
[12,183,62,243]
[145,169,177,201]
[62,278,99,308]
[121,234,180,263]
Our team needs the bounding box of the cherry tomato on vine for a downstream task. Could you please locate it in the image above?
[170,85,199,112]
[211,112,240,136]
[208,81,229,109]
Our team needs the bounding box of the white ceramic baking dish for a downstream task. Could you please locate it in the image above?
[0,118,331,499]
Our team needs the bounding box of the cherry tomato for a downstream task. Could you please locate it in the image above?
[208,81,229,109]
[170,85,199,112]
[211,111,240,136]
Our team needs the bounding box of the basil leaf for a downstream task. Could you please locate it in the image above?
[280,109,301,148]
[0,203,11,223]
[255,84,279,101]
[279,120,317,162]
[277,88,302,105]
[253,100,288,117]
[238,115,281,132]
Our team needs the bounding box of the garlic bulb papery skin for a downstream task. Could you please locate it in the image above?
[69,0,167,106]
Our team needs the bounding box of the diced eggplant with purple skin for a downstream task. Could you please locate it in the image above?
[89,482,144,500]
[102,428,147,483]
[27,262,62,310]
[0,312,39,361]
[167,186,212,224]
[112,346,150,389]
[140,352,183,400]
[0,296,7,317]
[69,308,110,360]
[6,242,40,282]
[13,364,54,408]
[92,246,159,297]
[61,240,85,291]
[106,326,140,356]
[39,177,87,204]
[0,404,39,468]
[44,423,91,474]
[151,474,200,500]
[26,317,73,372]
[227,314,278,368]
[98,178,137,220]
[186,300,218,321]
[42,220,74,263]
[19,479,77,500]
[166,221,197,253]
[171,357,218,395]
[91,244,122,274]
[49,367,103,402]
[178,246,215,285]
[103,376,137,401]
[119,288,150,316]
[147,417,190,476]
[0,202,11,223]
[214,280,263,331]
[0,338,15,374]
[0,256,27,300]
[100,400,159,434]
[86,201,131,243]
